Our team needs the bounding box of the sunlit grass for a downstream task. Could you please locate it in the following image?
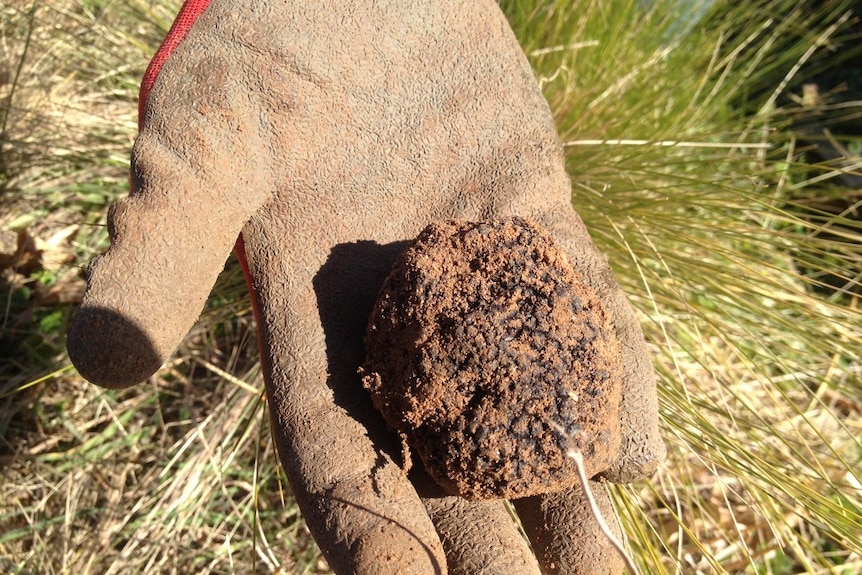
[2,0,861,573]
[504,1,862,573]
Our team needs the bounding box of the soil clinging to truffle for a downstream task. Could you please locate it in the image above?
[362,217,624,500]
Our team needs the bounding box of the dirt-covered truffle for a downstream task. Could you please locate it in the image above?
[362,217,624,500]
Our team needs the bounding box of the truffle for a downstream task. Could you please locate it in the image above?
[362,217,623,500]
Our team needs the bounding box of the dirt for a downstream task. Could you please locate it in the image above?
[362,217,624,500]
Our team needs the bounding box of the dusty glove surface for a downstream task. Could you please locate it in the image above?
[67,1,666,574]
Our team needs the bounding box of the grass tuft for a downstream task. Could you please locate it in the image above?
[506,1,862,573]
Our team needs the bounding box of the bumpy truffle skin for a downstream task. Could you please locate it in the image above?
[362,217,624,500]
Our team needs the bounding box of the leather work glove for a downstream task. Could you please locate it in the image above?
[67,1,666,573]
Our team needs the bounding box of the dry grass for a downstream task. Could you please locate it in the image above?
[2,0,861,574]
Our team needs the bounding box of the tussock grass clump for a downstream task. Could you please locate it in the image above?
[504,1,862,573]
[2,1,861,573]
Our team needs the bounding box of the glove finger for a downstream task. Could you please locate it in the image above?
[246,237,446,574]
[512,483,625,575]
[424,496,541,575]
[66,131,268,389]
[532,207,666,482]
[67,8,273,388]
[410,469,541,575]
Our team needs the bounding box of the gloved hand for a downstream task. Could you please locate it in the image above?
[67,1,666,573]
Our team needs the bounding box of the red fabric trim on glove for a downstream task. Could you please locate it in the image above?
[138,0,212,129]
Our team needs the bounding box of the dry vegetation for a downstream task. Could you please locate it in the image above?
[2,0,861,574]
